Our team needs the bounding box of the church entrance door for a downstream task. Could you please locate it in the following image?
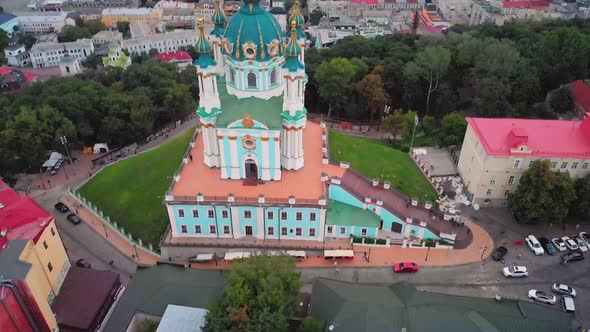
[245,159,258,179]
[245,226,253,236]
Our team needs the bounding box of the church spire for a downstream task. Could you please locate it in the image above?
[288,0,305,40]
[194,17,216,69]
[211,0,226,37]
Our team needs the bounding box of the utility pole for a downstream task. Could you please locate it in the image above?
[60,136,76,176]
[408,114,418,155]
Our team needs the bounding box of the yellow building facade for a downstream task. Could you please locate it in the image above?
[101,8,163,27]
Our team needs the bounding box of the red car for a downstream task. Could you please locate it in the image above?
[393,262,419,273]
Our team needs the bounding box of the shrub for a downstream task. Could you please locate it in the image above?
[365,238,376,244]
[376,239,387,245]
[422,239,436,247]
[352,236,363,244]
[438,239,453,246]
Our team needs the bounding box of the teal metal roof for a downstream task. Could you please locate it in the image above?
[195,19,213,54]
[287,0,305,39]
[202,78,284,129]
[211,0,226,37]
[222,0,284,62]
[311,279,573,332]
[326,200,380,227]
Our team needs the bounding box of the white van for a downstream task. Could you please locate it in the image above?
[562,296,575,312]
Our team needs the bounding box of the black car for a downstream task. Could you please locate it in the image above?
[539,237,556,255]
[75,259,91,269]
[54,202,69,213]
[492,246,508,261]
[66,213,82,225]
[561,252,584,264]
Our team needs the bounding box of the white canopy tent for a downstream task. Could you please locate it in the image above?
[286,250,306,259]
[42,152,64,168]
[324,250,355,259]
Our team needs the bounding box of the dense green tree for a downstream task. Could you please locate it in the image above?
[572,174,590,218]
[315,58,359,118]
[382,109,405,141]
[356,65,391,120]
[309,9,327,25]
[82,53,103,69]
[58,26,92,42]
[404,47,451,115]
[81,19,107,35]
[164,83,195,121]
[204,256,301,332]
[117,21,131,36]
[547,85,574,115]
[18,34,37,49]
[509,160,576,224]
[298,317,323,332]
[440,112,467,146]
[421,115,436,135]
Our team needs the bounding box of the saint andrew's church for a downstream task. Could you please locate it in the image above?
[163,0,439,248]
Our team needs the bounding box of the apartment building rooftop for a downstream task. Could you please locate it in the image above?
[18,11,69,23]
[30,39,93,53]
[102,7,162,15]
[122,30,196,47]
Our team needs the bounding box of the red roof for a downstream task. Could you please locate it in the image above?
[351,0,378,4]
[502,0,549,8]
[571,80,590,113]
[0,65,37,83]
[153,50,192,63]
[467,117,590,159]
[0,65,11,75]
[0,180,53,251]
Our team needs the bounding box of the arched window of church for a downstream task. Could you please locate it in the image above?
[270,68,277,86]
[247,72,257,89]
[229,68,236,84]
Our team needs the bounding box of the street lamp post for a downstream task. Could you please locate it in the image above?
[381,105,391,139]
[59,136,76,177]
[408,114,419,155]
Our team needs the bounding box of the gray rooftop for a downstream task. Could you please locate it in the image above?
[103,264,227,332]
[0,239,32,281]
[312,279,573,332]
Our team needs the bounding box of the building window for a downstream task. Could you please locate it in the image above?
[268,227,274,235]
[513,159,521,168]
[572,162,579,169]
[528,161,534,168]
[310,228,316,236]
[490,176,496,185]
[244,210,252,219]
[508,176,515,184]
[195,225,201,234]
[181,225,188,233]
[247,72,257,88]
[223,225,230,234]
[296,212,302,221]
[192,209,199,218]
[505,190,510,196]
[310,212,316,221]
[281,211,287,220]
[51,227,55,236]
[281,227,288,236]
[47,262,53,272]
[583,163,589,170]
[267,211,274,220]
[296,228,302,236]
[208,209,214,218]
[270,68,277,85]
[178,209,185,217]
[210,225,216,234]
[229,68,235,83]
[222,209,228,218]
[486,189,493,196]
[361,228,367,236]
[340,227,346,235]
[551,162,557,168]
[327,226,333,234]
[561,162,568,169]
[43,241,48,249]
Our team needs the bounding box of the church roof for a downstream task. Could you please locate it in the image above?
[222,0,284,62]
[211,0,226,37]
[201,78,284,129]
[194,18,216,69]
[288,0,306,39]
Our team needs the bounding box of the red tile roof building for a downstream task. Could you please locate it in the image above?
[153,50,192,70]
[458,116,590,206]
[570,80,590,115]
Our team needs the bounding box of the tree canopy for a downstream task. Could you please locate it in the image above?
[204,255,301,332]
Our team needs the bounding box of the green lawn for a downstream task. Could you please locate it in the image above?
[329,130,438,202]
[79,129,194,246]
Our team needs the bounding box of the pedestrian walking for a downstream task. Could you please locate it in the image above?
[189,154,193,162]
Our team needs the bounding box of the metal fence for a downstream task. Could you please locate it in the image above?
[69,188,162,257]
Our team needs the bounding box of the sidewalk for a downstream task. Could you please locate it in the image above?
[63,193,160,265]
[187,217,494,270]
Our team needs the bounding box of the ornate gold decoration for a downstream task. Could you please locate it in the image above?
[242,114,255,128]
[242,41,258,60]
[257,19,266,59]
[242,135,256,150]
[235,20,244,58]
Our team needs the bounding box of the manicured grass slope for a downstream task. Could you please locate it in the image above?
[329,130,438,201]
[79,130,194,245]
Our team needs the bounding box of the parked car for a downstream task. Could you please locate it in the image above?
[562,236,578,251]
[75,259,91,269]
[562,296,576,312]
[539,237,556,255]
[552,283,576,297]
[561,252,584,264]
[552,238,567,252]
[54,202,69,213]
[580,232,590,243]
[66,214,82,225]
[503,266,528,278]
[525,235,544,255]
[572,235,589,252]
[393,262,419,273]
[528,290,557,305]
[492,246,508,261]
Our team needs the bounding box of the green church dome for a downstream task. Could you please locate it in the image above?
[211,0,226,37]
[222,0,284,62]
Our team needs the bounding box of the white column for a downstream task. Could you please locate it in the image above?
[230,206,241,238]
[261,138,271,180]
[274,137,281,180]
[318,208,326,242]
[229,137,240,179]
[256,207,264,239]
[219,136,228,179]
[166,205,178,237]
